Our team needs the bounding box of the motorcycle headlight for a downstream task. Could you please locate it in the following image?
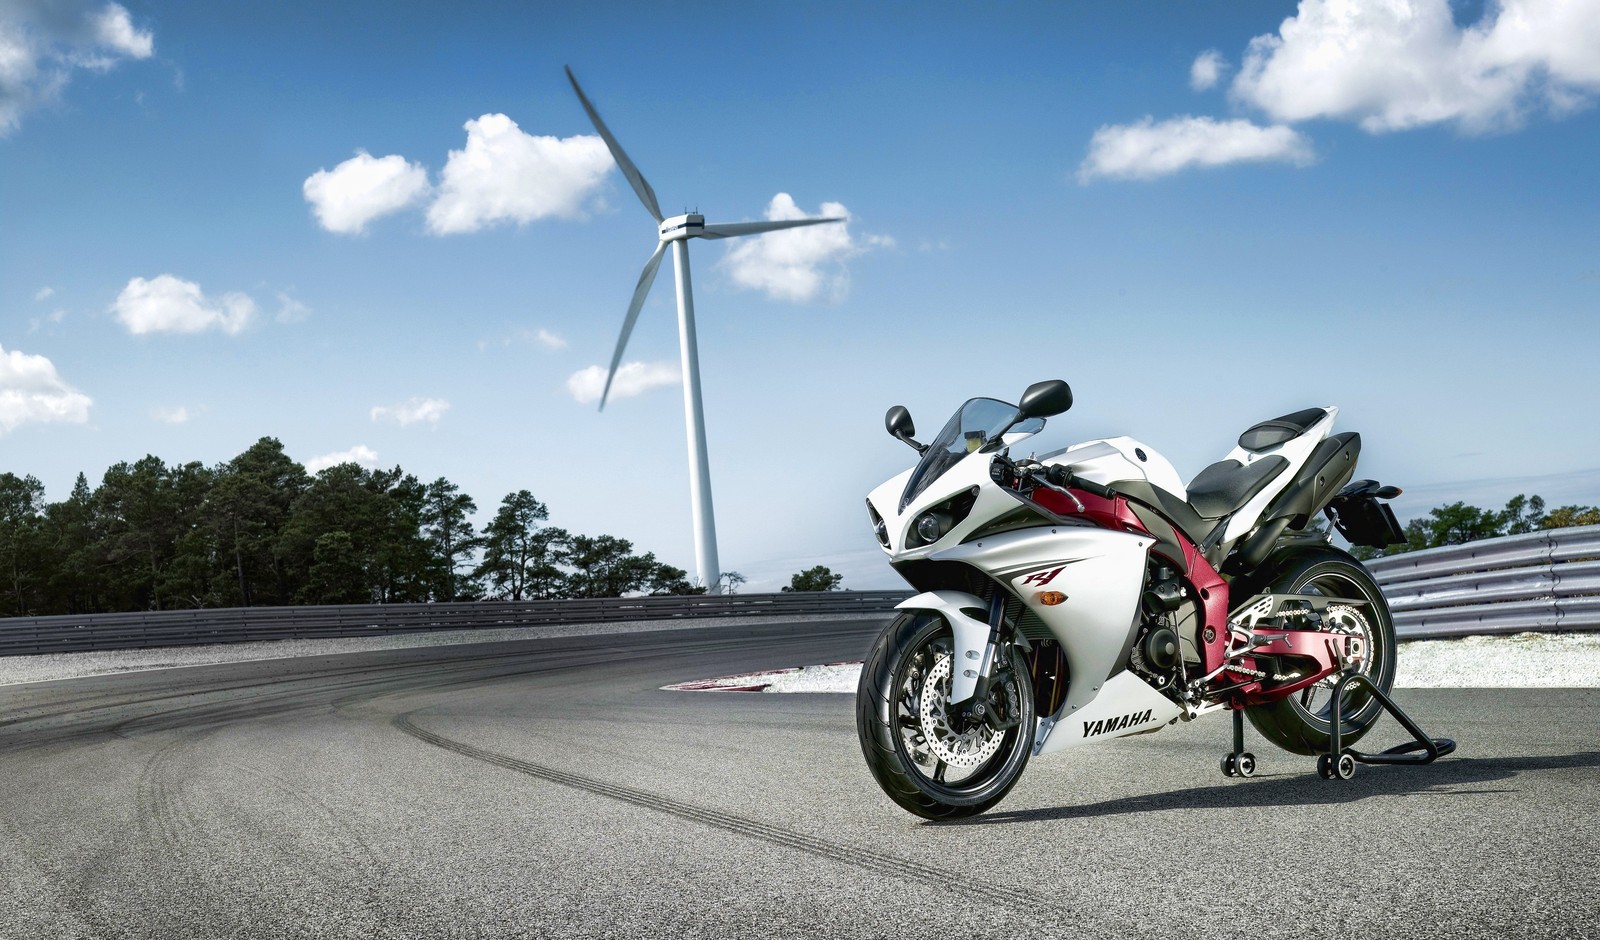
[866,500,889,548]
[915,510,951,543]
[905,487,979,549]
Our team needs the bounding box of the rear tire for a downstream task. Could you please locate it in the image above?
[1244,549,1396,756]
[856,611,1034,819]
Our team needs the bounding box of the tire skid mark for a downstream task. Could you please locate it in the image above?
[129,730,392,936]
[212,756,395,933]
[392,713,1051,917]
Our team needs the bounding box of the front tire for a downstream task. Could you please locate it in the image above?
[1245,549,1396,756]
[856,612,1034,819]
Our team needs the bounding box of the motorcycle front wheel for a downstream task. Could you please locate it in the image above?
[856,611,1034,819]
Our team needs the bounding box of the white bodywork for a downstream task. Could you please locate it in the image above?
[1043,436,1188,499]
[870,402,1342,755]
[1215,408,1337,541]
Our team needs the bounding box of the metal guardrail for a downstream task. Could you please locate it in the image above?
[0,591,910,657]
[1366,525,1600,639]
[3,525,1594,655]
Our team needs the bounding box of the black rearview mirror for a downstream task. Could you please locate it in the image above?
[1017,380,1073,420]
[885,405,926,453]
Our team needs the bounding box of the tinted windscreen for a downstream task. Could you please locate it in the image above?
[899,398,1019,511]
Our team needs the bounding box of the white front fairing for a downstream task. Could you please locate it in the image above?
[866,455,1026,560]
[932,525,1151,711]
[890,521,1167,753]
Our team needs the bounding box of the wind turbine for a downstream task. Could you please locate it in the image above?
[565,66,841,595]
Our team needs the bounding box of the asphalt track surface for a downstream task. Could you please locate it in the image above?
[1,618,1597,940]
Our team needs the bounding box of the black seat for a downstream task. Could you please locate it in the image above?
[1187,456,1288,519]
[1238,407,1328,452]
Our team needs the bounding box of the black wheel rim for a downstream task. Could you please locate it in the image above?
[888,619,1031,797]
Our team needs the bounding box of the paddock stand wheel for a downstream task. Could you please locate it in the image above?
[1220,708,1257,779]
[1317,753,1357,780]
[1321,671,1456,782]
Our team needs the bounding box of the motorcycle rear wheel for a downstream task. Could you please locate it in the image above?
[856,611,1034,819]
[1245,549,1397,756]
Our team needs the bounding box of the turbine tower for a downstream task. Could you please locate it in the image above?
[566,66,841,594]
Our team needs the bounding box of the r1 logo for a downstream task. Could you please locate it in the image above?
[1020,565,1066,587]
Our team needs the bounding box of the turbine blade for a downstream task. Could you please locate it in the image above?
[698,217,844,240]
[599,242,668,411]
[565,66,664,223]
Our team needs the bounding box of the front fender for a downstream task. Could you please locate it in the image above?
[895,590,992,705]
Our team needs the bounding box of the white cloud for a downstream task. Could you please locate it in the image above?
[566,361,680,405]
[275,292,310,323]
[90,3,152,59]
[0,1,153,136]
[0,342,92,433]
[303,150,431,235]
[33,286,54,301]
[111,275,255,335]
[306,445,379,475]
[721,194,878,303]
[1078,115,1314,182]
[426,114,614,234]
[478,326,572,352]
[151,405,190,425]
[1231,0,1600,133]
[1190,49,1227,91]
[370,397,450,427]
[26,308,66,334]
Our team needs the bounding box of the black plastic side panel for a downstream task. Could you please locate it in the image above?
[1264,432,1361,522]
[1102,479,1216,548]
[1224,516,1292,575]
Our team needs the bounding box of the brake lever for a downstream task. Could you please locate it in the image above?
[1028,467,1085,513]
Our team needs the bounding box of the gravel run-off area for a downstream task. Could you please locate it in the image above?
[664,631,1600,693]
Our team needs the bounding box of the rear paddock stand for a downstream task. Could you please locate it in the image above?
[1220,675,1457,781]
[1319,672,1457,781]
[1220,708,1256,778]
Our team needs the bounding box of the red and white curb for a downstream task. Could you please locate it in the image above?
[663,661,864,693]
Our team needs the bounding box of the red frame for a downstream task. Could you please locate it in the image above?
[1027,485,1357,707]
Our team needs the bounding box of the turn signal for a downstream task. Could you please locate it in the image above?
[1035,591,1067,606]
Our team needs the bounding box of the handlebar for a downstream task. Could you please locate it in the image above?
[993,455,1116,505]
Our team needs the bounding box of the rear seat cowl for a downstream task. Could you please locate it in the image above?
[1237,407,1328,453]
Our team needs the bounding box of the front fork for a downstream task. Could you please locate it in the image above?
[960,593,1022,730]
[891,590,1019,714]
[896,591,1017,732]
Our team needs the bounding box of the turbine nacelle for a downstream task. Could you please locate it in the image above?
[658,213,706,242]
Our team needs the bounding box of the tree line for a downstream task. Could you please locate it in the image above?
[1349,493,1599,560]
[0,437,705,617]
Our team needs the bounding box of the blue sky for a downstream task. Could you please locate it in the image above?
[3,0,1598,590]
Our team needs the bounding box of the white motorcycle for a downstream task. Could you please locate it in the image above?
[855,380,1436,819]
